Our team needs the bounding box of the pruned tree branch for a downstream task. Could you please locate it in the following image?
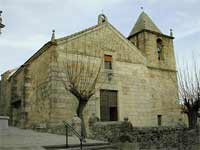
[177,58,200,129]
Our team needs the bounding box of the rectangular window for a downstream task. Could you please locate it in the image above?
[157,115,162,126]
[100,90,118,121]
[104,55,112,69]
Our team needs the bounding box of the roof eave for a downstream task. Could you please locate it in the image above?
[9,41,55,80]
[127,29,174,39]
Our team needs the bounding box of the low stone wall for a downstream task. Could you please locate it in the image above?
[32,122,79,136]
[89,121,200,150]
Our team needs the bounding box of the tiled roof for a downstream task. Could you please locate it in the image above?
[129,11,162,37]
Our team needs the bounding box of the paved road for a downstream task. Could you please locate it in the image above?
[0,127,106,150]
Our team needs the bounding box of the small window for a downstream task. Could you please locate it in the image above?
[157,38,163,60]
[104,55,112,69]
[157,115,162,126]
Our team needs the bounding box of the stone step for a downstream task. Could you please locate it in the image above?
[44,143,119,150]
[65,144,118,150]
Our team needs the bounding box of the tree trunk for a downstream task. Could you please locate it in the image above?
[76,100,87,138]
[187,111,198,129]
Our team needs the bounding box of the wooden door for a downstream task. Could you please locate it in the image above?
[100,90,118,121]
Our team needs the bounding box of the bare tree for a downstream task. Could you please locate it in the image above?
[59,20,107,137]
[61,50,103,137]
[178,59,200,129]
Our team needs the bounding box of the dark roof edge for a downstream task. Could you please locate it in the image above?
[147,66,177,72]
[128,29,174,39]
[9,41,55,80]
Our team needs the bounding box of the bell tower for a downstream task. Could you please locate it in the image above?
[128,11,176,71]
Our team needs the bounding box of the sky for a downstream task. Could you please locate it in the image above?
[0,0,200,76]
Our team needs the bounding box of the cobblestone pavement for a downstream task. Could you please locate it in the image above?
[0,127,106,150]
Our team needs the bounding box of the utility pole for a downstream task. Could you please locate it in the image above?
[0,11,5,34]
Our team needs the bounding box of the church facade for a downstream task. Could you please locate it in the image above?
[0,12,185,129]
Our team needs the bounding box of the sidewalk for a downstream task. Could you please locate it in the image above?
[0,127,106,150]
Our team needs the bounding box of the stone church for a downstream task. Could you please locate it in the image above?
[0,12,185,130]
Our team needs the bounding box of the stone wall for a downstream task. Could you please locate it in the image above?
[129,28,184,127]
[89,122,200,150]
[48,22,184,129]
[22,45,54,128]
[0,71,12,117]
[0,80,2,115]
[11,69,25,127]
[48,23,151,130]
[129,31,176,71]
[147,68,185,126]
[7,43,55,128]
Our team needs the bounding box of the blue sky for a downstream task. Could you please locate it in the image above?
[0,0,200,75]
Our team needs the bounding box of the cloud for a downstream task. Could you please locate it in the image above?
[0,34,48,49]
[174,10,200,40]
[176,26,200,40]
[0,0,200,75]
[175,11,190,18]
[147,0,158,4]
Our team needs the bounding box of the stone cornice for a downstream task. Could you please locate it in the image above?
[127,29,174,39]
[147,66,177,72]
[9,41,56,80]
